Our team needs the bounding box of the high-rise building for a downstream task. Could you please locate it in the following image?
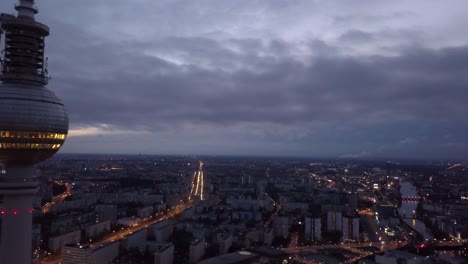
[263,228,273,246]
[218,233,233,255]
[62,243,119,264]
[305,215,322,241]
[273,215,290,238]
[348,185,358,212]
[327,209,342,233]
[0,1,69,263]
[95,204,118,224]
[49,230,82,253]
[342,215,359,241]
[189,239,205,263]
[91,242,119,264]
[349,192,358,211]
[154,243,174,264]
[149,220,173,242]
[62,244,92,264]
[123,229,147,251]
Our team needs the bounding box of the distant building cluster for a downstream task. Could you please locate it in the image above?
[0,156,467,263]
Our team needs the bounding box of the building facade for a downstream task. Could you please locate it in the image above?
[189,239,205,263]
[154,243,174,264]
[61,245,92,264]
[305,216,322,241]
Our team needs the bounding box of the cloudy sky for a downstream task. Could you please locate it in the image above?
[2,0,467,159]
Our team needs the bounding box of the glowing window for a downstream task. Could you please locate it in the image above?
[0,131,66,140]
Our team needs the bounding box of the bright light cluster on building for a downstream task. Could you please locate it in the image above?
[0,130,65,149]
[0,143,62,150]
[0,131,66,140]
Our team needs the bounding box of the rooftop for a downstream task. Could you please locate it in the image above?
[199,251,259,264]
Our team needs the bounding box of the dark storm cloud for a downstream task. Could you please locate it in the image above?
[1,0,467,158]
[49,32,468,128]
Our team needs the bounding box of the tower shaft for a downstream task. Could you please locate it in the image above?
[0,165,36,264]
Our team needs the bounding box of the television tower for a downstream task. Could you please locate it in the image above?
[0,0,69,263]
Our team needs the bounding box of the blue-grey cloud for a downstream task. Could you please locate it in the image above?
[0,0,466,159]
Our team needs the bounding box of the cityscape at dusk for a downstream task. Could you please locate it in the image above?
[0,0,467,264]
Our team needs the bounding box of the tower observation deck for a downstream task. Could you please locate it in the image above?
[0,1,69,263]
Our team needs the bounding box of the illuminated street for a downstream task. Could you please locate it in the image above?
[42,181,72,214]
[39,201,192,264]
[37,163,206,264]
[189,160,205,201]
[96,204,189,247]
[283,240,408,264]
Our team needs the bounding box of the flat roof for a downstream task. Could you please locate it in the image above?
[155,244,173,253]
[199,251,259,264]
[191,239,204,246]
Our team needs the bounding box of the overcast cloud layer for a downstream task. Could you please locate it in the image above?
[1,0,467,159]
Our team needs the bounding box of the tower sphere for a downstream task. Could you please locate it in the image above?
[0,84,69,165]
[0,0,69,165]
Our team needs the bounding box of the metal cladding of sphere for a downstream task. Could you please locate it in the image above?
[0,84,69,165]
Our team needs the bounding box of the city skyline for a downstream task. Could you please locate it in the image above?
[1,0,466,159]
